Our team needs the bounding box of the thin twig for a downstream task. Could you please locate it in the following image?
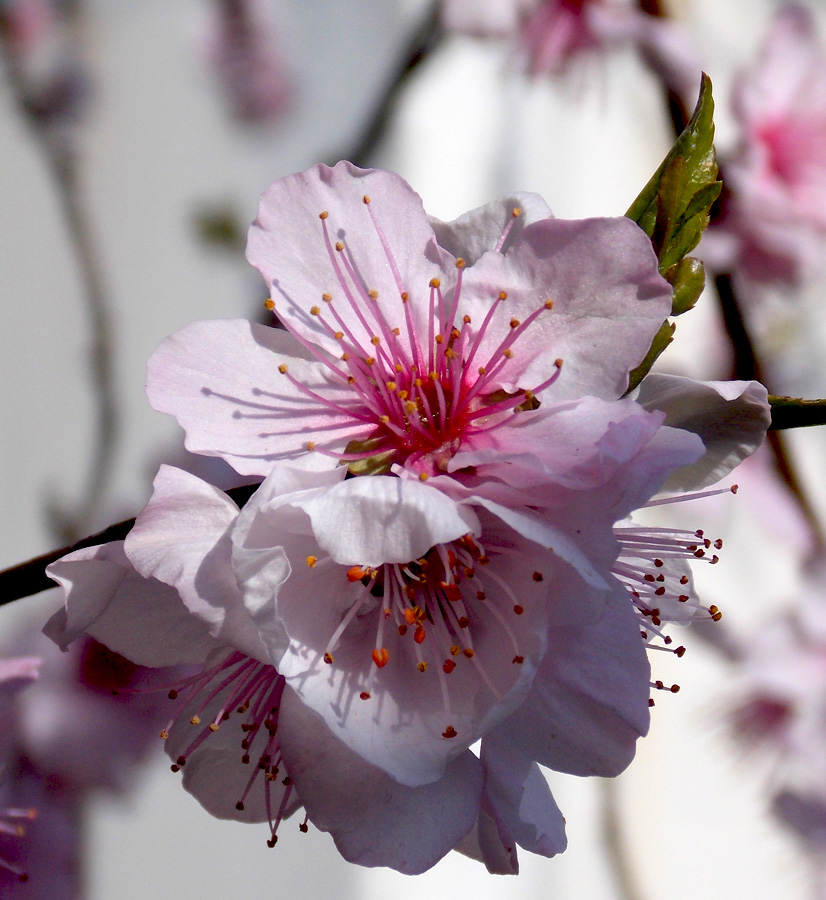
[600,778,649,900]
[0,26,118,544]
[329,0,444,168]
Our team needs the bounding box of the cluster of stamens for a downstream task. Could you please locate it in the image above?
[311,533,539,742]
[159,652,305,847]
[0,807,36,882]
[613,487,737,705]
[265,199,562,476]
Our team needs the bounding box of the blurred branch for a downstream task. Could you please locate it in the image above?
[0,23,118,544]
[601,778,649,900]
[330,0,444,167]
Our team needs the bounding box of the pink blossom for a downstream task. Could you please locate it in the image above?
[710,6,826,285]
[72,161,771,873]
[45,473,491,873]
[147,162,674,480]
[441,0,699,94]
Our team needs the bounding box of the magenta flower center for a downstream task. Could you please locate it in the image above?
[270,200,562,477]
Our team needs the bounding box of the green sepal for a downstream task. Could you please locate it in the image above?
[344,435,397,476]
[769,396,826,430]
[666,257,705,316]
[626,73,719,271]
[624,74,720,390]
[626,320,675,394]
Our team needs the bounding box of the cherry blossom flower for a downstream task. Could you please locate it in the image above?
[44,471,492,874]
[147,161,674,481]
[440,0,699,95]
[708,6,826,286]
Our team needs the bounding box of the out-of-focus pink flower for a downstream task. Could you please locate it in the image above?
[207,0,291,124]
[708,6,826,286]
[441,0,699,95]
[730,556,826,860]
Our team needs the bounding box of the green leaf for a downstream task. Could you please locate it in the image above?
[666,257,705,316]
[627,320,675,393]
[623,74,720,390]
[769,396,826,430]
[626,73,719,270]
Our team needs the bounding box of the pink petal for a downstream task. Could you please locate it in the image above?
[45,542,217,667]
[246,161,454,360]
[634,374,770,490]
[146,319,366,477]
[278,688,483,874]
[491,584,650,776]
[124,466,275,662]
[458,216,672,400]
[429,192,553,265]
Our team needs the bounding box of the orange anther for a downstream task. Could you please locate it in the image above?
[371,648,389,668]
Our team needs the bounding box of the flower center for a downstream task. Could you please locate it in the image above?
[159,652,304,847]
[267,200,562,477]
[312,533,540,742]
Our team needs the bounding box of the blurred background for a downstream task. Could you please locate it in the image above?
[1,0,825,896]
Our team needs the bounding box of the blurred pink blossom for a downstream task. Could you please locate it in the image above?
[708,6,826,286]
[441,0,699,95]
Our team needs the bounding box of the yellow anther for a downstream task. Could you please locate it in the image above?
[498,291,508,300]
[430,277,441,288]
[503,349,514,359]
[418,472,429,481]
[278,364,288,374]
[478,366,486,375]
[310,306,320,315]
[435,334,444,344]
[319,211,329,219]
[386,381,397,391]
[335,331,344,340]
[544,299,554,309]
[335,241,344,251]
[371,335,381,345]
[555,358,563,367]
[379,414,390,424]
[323,652,333,664]
[190,715,201,726]
[417,661,428,672]
[363,194,371,204]
[510,318,520,328]
[405,401,417,413]
[365,357,375,366]
[341,352,350,361]
[322,292,333,302]
[368,289,378,299]
[306,441,316,451]
[401,291,409,302]
[306,556,317,567]
[456,258,466,268]
[512,207,522,217]
[264,298,275,310]
[429,371,438,381]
